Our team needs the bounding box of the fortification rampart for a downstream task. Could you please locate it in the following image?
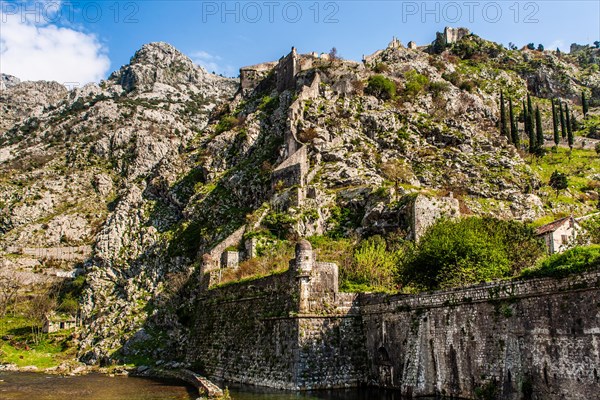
[5,245,92,261]
[188,241,600,398]
[361,271,600,398]
[188,240,366,389]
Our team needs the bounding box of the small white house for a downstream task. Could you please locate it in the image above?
[535,216,582,254]
[42,312,78,333]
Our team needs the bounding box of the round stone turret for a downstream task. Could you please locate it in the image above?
[294,239,313,273]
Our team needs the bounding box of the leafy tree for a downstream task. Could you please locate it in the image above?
[401,217,543,290]
[559,101,567,139]
[328,47,338,61]
[552,99,560,146]
[582,91,589,118]
[527,43,535,50]
[549,170,568,197]
[537,44,544,51]
[594,41,600,49]
[500,91,510,139]
[366,75,397,100]
[535,106,544,150]
[508,42,517,50]
[556,47,561,55]
[509,98,519,147]
[595,142,600,156]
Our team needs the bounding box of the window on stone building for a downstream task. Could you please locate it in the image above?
[561,235,568,245]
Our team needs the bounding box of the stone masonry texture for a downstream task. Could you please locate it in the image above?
[188,253,600,399]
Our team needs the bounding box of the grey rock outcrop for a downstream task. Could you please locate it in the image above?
[1,73,20,89]
[0,78,68,133]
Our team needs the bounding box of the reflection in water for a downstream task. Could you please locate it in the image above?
[0,373,436,400]
[218,383,436,400]
[0,372,196,400]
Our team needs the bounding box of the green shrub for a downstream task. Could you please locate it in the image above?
[401,217,544,290]
[459,80,476,92]
[327,206,363,238]
[579,215,600,244]
[404,70,430,97]
[215,115,239,134]
[442,71,461,86]
[429,81,450,98]
[521,245,600,279]
[373,63,390,73]
[366,75,397,100]
[258,95,279,114]
[263,211,297,239]
[347,236,400,291]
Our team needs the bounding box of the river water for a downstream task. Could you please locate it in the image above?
[0,372,433,400]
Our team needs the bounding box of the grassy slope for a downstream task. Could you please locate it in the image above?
[528,147,599,225]
[0,315,77,368]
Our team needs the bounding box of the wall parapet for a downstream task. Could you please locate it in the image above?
[359,270,600,312]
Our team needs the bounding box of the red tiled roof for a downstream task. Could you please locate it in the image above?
[535,216,572,235]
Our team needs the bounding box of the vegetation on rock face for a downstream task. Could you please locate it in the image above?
[366,74,397,100]
[403,70,430,97]
[400,217,544,290]
[521,245,600,279]
[578,215,600,245]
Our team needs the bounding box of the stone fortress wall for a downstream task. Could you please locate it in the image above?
[189,240,367,390]
[190,240,600,398]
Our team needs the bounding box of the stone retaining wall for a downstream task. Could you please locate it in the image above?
[188,249,600,399]
[361,272,600,399]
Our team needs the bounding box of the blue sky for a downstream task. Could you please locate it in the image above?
[1,0,599,83]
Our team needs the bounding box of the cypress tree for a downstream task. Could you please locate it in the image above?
[582,91,589,118]
[566,103,574,149]
[559,102,567,139]
[571,111,578,131]
[500,91,509,139]
[523,99,529,138]
[509,98,519,147]
[528,103,537,153]
[527,93,535,144]
[552,99,560,146]
[535,106,544,150]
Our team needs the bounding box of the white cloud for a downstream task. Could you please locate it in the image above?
[0,6,110,85]
[190,50,235,77]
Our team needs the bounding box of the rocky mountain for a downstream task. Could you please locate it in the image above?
[0,75,68,134]
[0,32,599,365]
